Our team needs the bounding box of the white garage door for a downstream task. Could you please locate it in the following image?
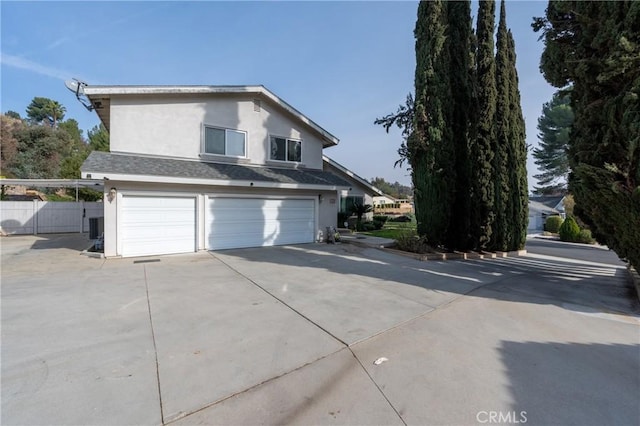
[121,196,196,257]
[207,198,315,250]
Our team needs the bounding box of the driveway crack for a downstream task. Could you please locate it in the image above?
[144,265,165,425]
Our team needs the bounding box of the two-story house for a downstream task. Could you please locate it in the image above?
[80,85,353,258]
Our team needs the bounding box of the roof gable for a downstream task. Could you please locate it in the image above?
[82,85,339,148]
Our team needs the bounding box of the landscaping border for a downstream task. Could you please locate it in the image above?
[382,247,527,261]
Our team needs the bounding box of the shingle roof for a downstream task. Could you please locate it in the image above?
[528,200,560,215]
[529,196,565,210]
[81,151,351,187]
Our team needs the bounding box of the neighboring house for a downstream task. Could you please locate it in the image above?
[80,85,352,258]
[528,195,566,232]
[372,195,414,216]
[322,155,384,219]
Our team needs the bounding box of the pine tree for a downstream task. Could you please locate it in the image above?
[507,29,529,250]
[534,0,640,270]
[470,0,496,251]
[445,0,474,250]
[492,0,511,252]
[532,91,573,194]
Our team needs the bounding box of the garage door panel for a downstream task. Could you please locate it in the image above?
[207,198,314,250]
[122,196,196,257]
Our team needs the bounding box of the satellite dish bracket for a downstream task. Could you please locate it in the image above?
[65,78,94,112]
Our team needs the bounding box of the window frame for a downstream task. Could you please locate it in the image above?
[202,124,248,158]
[268,135,303,163]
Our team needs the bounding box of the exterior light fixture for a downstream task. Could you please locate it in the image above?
[107,187,117,203]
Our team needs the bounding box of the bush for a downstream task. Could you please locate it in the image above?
[577,229,594,244]
[389,215,412,223]
[373,220,384,230]
[544,215,563,233]
[559,216,581,242]
[357,221,376,232]
[373,215,389,223]
[394,229,431,253]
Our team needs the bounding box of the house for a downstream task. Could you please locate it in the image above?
[322,155,384,218]
[80,85,354,258]
[527,195,566,232]
[372,195,414,216]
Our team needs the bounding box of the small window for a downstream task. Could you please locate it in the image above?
[270,136,302,162]
[204,126,246,157]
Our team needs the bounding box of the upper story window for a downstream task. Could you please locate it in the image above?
[204,126,246,157]
[270,136,301,162]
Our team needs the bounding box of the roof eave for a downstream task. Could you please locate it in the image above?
[80,170,345,191]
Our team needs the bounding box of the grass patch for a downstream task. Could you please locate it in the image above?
[362,222,416,239]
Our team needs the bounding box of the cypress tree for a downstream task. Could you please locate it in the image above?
[470,0,496,251]
[410,0,453,246]
[445,0,474,251]
[507,29,528,250]
[535,0,640,270]
[492,0,511,252]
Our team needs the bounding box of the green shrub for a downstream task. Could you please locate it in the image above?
[389,215,412,223]
[577,229,594,244]
[357,222,376,232]
[544,215,563,233]
[373,215,389,223]
[395,228,431,253]
[559,216,581,242]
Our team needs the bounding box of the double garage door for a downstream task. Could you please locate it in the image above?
[121,195,315,257]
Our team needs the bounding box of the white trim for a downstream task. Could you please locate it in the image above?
[81,171,345,191]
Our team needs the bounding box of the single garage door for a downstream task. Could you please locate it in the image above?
[207,198,315,250]
[121,195,196,257]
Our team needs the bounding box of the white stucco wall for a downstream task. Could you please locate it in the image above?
[108,94,325,169]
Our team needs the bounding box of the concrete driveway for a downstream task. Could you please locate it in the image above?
[1,234,639,425]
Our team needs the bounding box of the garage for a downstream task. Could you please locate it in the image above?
[121,195,196,257]
[207,197,315,250]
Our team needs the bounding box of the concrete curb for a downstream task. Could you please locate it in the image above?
[381,247,527,261]
[628,265,640,303]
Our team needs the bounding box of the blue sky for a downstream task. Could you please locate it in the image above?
[1,1,556,190]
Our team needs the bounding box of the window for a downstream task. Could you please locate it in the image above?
[204,126,246,157]
[270,136,302,162]
[340,196,363,213]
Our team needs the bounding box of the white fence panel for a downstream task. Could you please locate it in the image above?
[0,201,104,235]
[37,202,82,233]
[0,201,36,234]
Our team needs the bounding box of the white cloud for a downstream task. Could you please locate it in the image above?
[0,52,74,81]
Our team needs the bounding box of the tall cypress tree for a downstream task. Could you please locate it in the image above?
[492,0,511,252]
[534,1,640,269]
[507,29,529,250]
[470,0,497,251]
[411,0,453,246]
[445,0,474,250]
